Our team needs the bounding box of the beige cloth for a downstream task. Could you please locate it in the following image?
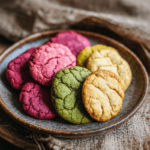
[0,0,150,149]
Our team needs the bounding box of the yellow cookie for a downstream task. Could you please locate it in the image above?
[77,44,117,67]
[86,49,132,91]
[82,70,124,122]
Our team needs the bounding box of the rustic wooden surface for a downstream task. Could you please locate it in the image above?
[0,137,22,150]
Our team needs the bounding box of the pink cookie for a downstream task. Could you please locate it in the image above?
[29,43,76,86]
[6,47,37,91]
[50,30,91,56]
[19,82,57,119]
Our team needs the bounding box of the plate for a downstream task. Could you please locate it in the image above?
[0,30,148,138]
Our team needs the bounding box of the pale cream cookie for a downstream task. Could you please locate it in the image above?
[82,70,124,122]
[77,44,117,67]
[86,49,132,91]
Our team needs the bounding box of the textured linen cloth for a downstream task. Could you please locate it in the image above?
[0,0,150,149]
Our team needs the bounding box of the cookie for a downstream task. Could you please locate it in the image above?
[19,82,57,119]
[51,66,92,124]
[77,44,117,67]
[82,70,124,122]
[86,49,132,91]
[29,43,76,86]
[50,30,91,56]
[6,47,37,90]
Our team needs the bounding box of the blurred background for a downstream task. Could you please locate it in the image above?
[0,0,150,149]
[1,0,150,68]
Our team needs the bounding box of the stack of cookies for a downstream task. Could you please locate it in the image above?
[6,30,132,124]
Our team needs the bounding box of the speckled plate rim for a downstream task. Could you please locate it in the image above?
[0,30,149,137]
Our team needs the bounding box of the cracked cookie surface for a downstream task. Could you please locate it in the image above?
[86,49,132,91]
[6,47,37,90]
[82,70,124,122]
[51,66,92,124]
[50,30,91,56]
[29,43,76,86]
[77,44,117,67]
[19,82,57,119]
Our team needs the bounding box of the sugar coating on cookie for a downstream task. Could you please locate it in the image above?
[82,70,124,122]
[86,49,132,91]
[50,30,91,56]
[51,66,92,124]
[19,82,57,119]
[6,47,37,90]
[29,43,76,86]
[77,44,117,67]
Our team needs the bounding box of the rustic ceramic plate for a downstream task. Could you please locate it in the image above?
[0,30,148,138]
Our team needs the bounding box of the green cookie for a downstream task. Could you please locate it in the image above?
[77,44,117,67]
[51,66,92,124]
